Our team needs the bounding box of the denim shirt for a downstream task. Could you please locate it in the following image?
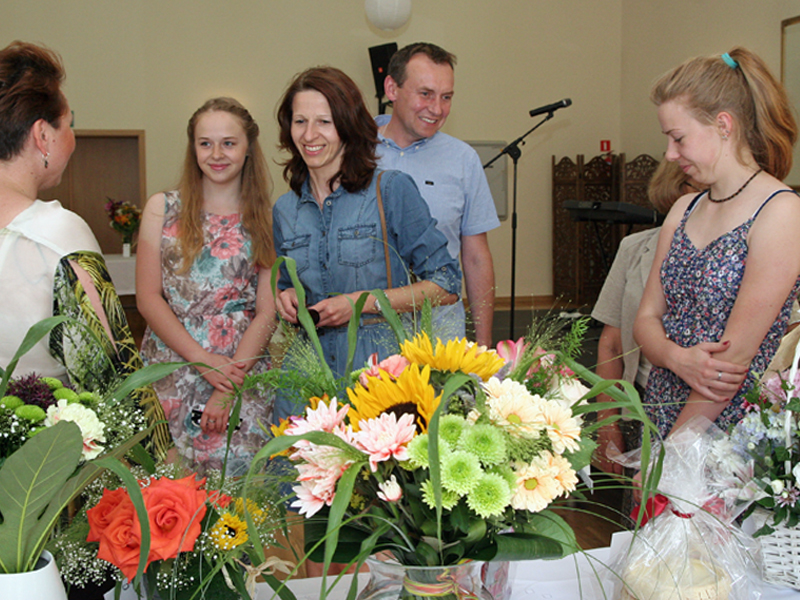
[272,169,461,415]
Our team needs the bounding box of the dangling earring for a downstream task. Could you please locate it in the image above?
[42,152,49,169]
[721,130,730,142]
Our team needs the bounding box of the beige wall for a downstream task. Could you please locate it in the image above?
[3,1,800,300]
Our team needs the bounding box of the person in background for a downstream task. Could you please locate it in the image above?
[137,97,277,475]
[634,47,800,441]
[0,40,170,460]
[592,160,702,475]
[272,66,461,419]
[376,42,499,347]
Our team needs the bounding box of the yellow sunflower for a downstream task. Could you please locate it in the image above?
[208,513,249,550]
[234,497,268,525]
[347,363,440,433]
[400,332,505,381]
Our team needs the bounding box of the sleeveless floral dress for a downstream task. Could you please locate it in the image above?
[644,190,800,438]
[141,191,272,475]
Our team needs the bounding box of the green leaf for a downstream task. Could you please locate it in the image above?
[474,511,578,561]
[0,316,70,398]
[371,288,409,345]
[106,362,186,402]
[0,420,82,573]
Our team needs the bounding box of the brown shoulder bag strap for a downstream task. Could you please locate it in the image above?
[375,171,393,289]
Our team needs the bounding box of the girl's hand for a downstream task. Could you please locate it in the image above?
[276,288,299,323]
[593,422,625,476]
[671,341,747,402]
[200,390,232,434]
[195,353,246,392]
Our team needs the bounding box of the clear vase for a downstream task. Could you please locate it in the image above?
[358,557,494,600]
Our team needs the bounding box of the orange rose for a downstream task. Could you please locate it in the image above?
[94,495,146,581]
[141,475,208,561]
[86,487,129,542]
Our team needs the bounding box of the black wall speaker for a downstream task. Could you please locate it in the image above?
[368,43,398,100]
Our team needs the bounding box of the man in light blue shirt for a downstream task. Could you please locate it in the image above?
[375,42,500,348]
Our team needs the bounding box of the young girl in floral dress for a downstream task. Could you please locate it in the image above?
[634,48,800,441]
[137,98,277,475]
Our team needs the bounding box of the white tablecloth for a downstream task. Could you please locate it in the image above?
[106,531,800,599]
[105,254,136,296]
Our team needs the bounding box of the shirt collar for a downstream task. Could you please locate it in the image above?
[375,114,435,152]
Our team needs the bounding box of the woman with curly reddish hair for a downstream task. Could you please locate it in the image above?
[272,66,461,420]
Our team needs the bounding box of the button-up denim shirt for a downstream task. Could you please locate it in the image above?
[272,169,461,419]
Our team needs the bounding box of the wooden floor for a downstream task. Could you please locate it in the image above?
[553,474,628,550]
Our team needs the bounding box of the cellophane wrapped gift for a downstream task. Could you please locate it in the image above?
[608,416,762,600]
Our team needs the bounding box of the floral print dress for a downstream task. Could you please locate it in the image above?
[141,191,272,475]
[644,191,800,438]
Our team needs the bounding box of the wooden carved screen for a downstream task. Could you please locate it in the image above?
[552,153,659,307]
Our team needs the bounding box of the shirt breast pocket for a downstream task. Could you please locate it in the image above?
[337,224,378,267]
[280,234,311,274]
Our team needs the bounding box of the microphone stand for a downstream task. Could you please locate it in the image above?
[483,112,554,340]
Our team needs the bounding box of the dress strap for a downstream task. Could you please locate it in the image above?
[751,189,799,220]
[681,191,707,221]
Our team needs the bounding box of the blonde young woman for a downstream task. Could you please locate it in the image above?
[634,48,800,441]
[137,98,277,474]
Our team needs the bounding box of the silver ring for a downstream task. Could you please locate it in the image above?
[717,371,722,381]
[208,419,216,423]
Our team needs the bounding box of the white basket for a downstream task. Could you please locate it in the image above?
[752,508,800,589]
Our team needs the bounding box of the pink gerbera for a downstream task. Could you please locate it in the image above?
[353,412,416,472]
[291,479,335,517]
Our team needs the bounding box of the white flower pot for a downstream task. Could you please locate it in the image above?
[122,242,132,258]
[0,551,67,600]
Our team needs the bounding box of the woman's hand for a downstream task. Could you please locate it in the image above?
[195,353,246,393]
[276,288,299,324]
[200,389,232,434]
[311,294,357,328]
[669,341,748,402]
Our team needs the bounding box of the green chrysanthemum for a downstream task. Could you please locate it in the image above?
[78,391,100,406]
[459,423,507,467]
[505,429,552,463]
[15,404,46,422]
[421,479,461,510]
[439,414,466,449]
[487,464,517,491]
[407,433,449,469]
[40,377,63,390]
[1,395,23,411]
[441,450,483,495]
[53,388,80,403]
[467,473,512,518]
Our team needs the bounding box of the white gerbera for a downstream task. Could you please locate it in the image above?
[482,377,546,438]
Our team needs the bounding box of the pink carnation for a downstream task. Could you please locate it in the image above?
[353,412,416,472]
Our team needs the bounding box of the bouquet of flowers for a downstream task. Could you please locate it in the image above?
[105,197,142,244]
[55,463,293,599]
[241,260,614,600]
[723,358,800,535]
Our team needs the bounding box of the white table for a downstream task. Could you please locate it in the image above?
[106,531,800,599]
[105,254,136,296]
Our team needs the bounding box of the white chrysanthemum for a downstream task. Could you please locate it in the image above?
[45,399,106,459]
[482,378,546,438]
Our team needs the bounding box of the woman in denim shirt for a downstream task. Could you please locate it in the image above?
[272,67,461,418]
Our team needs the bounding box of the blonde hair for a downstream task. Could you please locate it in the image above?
[647,159,702,214]
[177,97,275,272]
[651,47,797,180]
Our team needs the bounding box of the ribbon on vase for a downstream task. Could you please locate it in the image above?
[403,573,481,599]
[221,555,295,597]
[630,493,692,526]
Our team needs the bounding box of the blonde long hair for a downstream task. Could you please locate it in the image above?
[177,97,275,272]
[651,47,797,180]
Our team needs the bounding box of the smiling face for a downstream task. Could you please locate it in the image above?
[290,90,344,183]
[658,99,724,186]
[193,110,249,186]
[384,54,454,148]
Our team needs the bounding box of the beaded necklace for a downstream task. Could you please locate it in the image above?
[707,169,762,203]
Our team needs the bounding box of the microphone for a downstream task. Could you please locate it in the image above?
[529,98,572,118]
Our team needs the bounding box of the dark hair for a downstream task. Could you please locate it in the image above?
[651,47,797,180]
[0,41,67,161]
[647,158,703,214]
[177,97,275,272]
[277,67,378,195]
[387,42,457,87]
